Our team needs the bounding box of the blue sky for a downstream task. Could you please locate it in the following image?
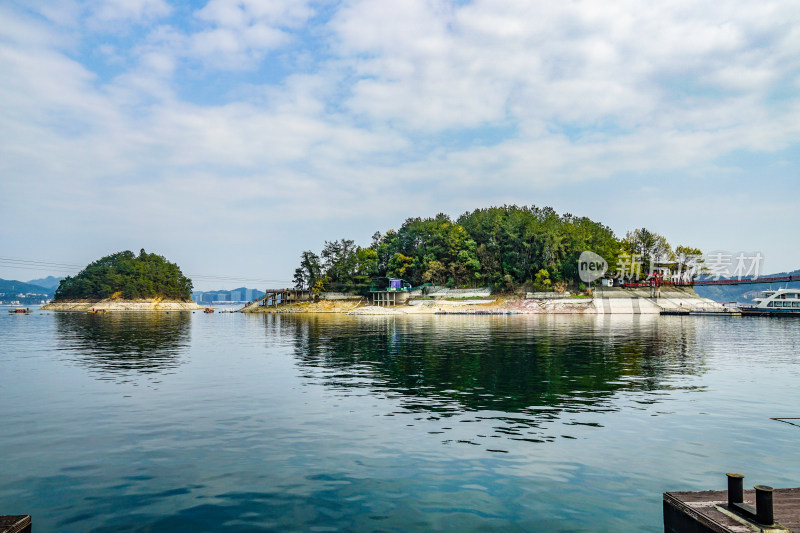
[1,0,799,290]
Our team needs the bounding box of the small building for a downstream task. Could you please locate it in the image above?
[389,278,411,290]
[370,277,412,306]
[370,277,412,292]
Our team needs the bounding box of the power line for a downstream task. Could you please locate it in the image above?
[0,256,292,285]
[0,259,82,275]
[0,264,78,273]
[189,275,293,284]
[0,257,85,269]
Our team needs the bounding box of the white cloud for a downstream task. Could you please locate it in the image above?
[189,0,316,68]
[2,0,800,280]
[10,1,83,29]
[88,0,171,23]
[196,0,313,27]
[331,0,800,142]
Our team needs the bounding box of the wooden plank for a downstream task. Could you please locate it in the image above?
[664,488,800,532]
[0,516,31,533]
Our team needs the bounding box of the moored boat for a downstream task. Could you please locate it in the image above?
[740,288,800,316]
[8,308,32,314]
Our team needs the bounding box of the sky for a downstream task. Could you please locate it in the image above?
[1,0,799,290]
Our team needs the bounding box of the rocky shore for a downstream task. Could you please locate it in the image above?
[41,298,202,312]
[242,287,724,315]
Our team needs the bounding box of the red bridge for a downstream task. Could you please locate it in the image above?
[622,274,800,288]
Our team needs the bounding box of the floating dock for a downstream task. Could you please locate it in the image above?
[664,474,799,532]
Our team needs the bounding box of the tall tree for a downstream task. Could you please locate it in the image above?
[621,228,672,275]
[321,239,357,286]
[293,251,322,289]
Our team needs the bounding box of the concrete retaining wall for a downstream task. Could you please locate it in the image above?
[408,299,496,307]
[423,286,492,298]
[320,292,360,301]
[526,292,571,299]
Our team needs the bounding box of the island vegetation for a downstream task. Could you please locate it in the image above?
[54,249,193,301]
[293,205,699,293]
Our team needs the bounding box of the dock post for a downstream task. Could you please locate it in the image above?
[754,484,774,525]
[727,472,744,506]
[664,474,796,532]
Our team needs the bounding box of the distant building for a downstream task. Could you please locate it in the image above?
[201,293,216,304]
[190,287,264,304]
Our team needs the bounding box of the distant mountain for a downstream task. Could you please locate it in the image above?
[27,275,64,290]
[0,279,55,304]
[694,270,800,303]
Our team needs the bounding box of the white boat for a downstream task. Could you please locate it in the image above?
[740,288,800,316]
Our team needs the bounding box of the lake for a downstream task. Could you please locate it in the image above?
[1,310,799,531]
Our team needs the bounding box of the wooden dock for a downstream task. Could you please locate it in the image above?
[0,516,31,533]
[259,289,312,307]
[664,486,800,532]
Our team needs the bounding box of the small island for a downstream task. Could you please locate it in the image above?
[42,249,202,312]
[242,204,722,315]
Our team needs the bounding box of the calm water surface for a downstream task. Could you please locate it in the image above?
[1,310,799,531]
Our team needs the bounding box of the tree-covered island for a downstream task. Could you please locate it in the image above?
[51,249,194,302]
[293,205,700,294]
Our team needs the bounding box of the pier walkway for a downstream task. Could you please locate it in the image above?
[665,486,799,532]
[237,289,313,312]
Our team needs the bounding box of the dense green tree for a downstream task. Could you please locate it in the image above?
[387,253,414,279]
[294,240,378,292]
[292,205,684,292]
[559,214,621,282]
[383,214,480,286]
[55,250,193,301]
[456,205,618,287]
[422,260,447,284]
[321,239,357,285]
[352,247,379,286]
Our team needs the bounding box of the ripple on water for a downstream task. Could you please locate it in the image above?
[1,312,800,531]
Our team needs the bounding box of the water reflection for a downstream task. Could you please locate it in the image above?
[261,314,709,444]
[55,312,191,380]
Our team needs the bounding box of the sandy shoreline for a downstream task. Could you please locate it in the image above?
[41,299,203,312]
[39,288,721,315]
